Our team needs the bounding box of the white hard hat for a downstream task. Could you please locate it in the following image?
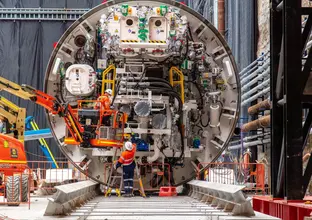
[105,89,112,96]
[124,141,133,151]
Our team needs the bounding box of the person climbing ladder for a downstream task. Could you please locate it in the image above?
[114,141,136,197]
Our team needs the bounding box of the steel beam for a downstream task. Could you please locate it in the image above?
[303,108,312,149]
[302,7,312,15]
[302,95,312,104]
[301,43,312,94]
[270,0,284,198]
[303,156,312,193]
[302,15,312,53]
[283,0,303,199]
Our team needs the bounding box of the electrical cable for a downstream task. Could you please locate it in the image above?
[187,22,194,42]
[134,65,149,89]
[59,77,66,103]
[110,79,121,106]
[185,80,204,109]
[143,78,172,87]
[200,112,209,127]
[25,151,66,160]
[146,82,172,89]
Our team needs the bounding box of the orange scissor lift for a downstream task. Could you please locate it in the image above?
[0,76,127,149]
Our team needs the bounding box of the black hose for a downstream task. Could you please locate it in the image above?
[59,77,66,103]
[177,120,185,158]
[125,77,171,86]
[187,23,194,42]
[143,78,172,87]
[142,82,172,89]
[110,80,121,106]
[200,113,209,127]
[185,80,204,109]
[180,33,189,66]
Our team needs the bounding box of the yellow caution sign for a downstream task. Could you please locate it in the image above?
[121,40,138,43]
[149,40,166,44]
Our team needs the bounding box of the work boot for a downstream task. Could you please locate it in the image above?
[122,194,130,197]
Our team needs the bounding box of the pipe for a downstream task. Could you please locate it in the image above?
[147,87,183,113]
[147,136,161,163]
[241,87,270,106]
[241,60,270,84]
[217,0,225,36]
[241,78,270,101]
[248,99,271,115]
[209,104,220,135]
[239,51,269,77]
[213,0,218,27]
[240,66,260,81]
[241,115,270,132]
[241,68,270,92]
[228,139,270,150]
[230,132,270,144]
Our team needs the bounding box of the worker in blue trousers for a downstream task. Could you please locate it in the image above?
[114,141,136,197]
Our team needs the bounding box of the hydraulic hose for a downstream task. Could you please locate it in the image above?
[185,80,204,109]
[110,80,121,106]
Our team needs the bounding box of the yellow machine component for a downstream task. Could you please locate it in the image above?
[0,96,26,142]
[0,95,59,168]
[121,40,138,43]
[0,160,27,164]
[169,66,185,103]
[148,40,166,43]
[0,76,35,100]
[101,65,116,96]
[67,114,83,142]
[215,77,225,84]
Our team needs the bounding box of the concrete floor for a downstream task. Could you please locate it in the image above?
[0,196,51,220]
[0,195,280,220]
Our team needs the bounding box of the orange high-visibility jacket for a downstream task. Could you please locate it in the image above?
[118,144,136,166]
[94,95,110,111]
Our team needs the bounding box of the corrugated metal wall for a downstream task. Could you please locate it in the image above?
[0,0,255,161]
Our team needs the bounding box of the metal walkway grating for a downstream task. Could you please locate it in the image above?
[68,196,280,220]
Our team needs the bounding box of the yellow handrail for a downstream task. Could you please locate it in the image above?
[169,66,185,103]
[101,65,116,96]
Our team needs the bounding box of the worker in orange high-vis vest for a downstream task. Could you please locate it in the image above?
[94,89,113,126]
[115,141,136,197]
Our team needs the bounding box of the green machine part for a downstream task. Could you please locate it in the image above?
[121,4,129,16]
[160,5,168,16]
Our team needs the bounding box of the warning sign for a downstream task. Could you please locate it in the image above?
[10,148,18,158]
